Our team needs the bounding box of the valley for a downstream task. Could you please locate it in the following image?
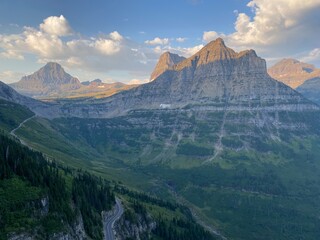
[1,36,320,239]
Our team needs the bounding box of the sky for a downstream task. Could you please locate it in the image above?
[0,0,319,84]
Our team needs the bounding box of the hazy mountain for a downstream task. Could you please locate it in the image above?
[81,79,103,86]
[0,81,60,118]
[268,58,320,88]
[150,52,185,81]
[296,77,320,105]
[60,38,317,118]
[10,62,82,97]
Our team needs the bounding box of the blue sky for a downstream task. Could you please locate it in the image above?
[0,0,319,84]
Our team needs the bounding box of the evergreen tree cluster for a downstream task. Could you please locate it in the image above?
[0,133,114,239]
[72,172,114,239]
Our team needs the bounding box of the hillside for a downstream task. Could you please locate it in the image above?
[0,97,217,239]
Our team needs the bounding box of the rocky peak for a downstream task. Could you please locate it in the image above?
[150,52,185,81]
[268,58,320,88]
[27,62,80,86]
[10,62,81,97]
[174,38,264,73]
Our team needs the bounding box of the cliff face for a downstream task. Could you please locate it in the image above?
[268,58,320,89]
[114,212,156,240]
[59,38,318,118]
[150,52,185,81]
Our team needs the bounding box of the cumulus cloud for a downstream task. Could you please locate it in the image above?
[200,0,320,66]
[40,15,72,36]
[0,70,24,83]
[145,37,169,45]
[109,31,123,41]
[0,16,153,73]
[227,0,320,56]
[203,31,220,43]
[176,37,186,43]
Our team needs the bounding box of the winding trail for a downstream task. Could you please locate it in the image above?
[104,198,124,240]
[10,115,36,147]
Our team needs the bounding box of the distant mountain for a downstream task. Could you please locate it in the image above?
[150,52,185,81]
[10,62,82,97]
[0,81,59,118]
[60,38,317,118]
[81,79,103,86]
[268,58,320,88]
[296,77,320,105]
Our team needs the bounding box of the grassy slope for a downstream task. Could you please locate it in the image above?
[0,99,34,132]
[11,109,320,239]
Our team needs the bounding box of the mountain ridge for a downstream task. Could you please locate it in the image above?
[59,38,318,118]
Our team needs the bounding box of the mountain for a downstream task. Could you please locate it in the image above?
[150,52,185,81]
[5,38,320,239]
[60,38,317,118]
[81,79,103,86]
[296,77,320,105]
[268,58,320,88]
[0,81,60,118]
[62,80,138,99]
[10,62,82,97]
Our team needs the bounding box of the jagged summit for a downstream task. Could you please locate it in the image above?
[59,38,318,118]
[150,52,185,81]
[10,62,81,97]
[174,38,261,71]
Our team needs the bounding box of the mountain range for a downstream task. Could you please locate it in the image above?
[1,38,320,239]
[9,62,137,99]
[59,38,317,118]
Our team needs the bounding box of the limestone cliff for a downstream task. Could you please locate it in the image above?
[59,38,318,118]
[150,52,185,81]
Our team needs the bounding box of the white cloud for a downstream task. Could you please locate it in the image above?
[203,31,219,42]
[145,37,169,45]
[301,48,320,64]
[230,0,320,52]
[0,70,24,83]
[95,38,121,55]
[1,50,24,60]
[203,0,320,63]
[176,37,186,43]
[109,31,123,41]
[128,78,148,85]
[40,15,72,36]
[153,44,204,58]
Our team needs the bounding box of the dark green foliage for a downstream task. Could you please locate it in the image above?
[0,133,115,238]
[176,142,214,156]
[0,99,34,132]
[153,217,216,240]
[72,172,114,239]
